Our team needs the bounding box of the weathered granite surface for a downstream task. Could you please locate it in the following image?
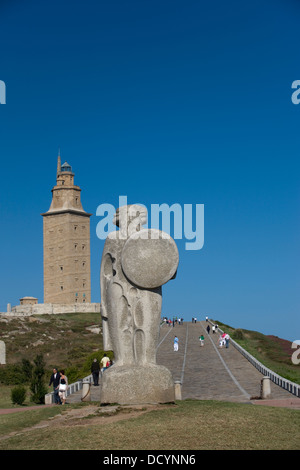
[100,204,178,404]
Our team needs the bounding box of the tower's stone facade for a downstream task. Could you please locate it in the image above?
[42,156,92,304]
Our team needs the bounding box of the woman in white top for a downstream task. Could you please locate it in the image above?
[58,370,68,405]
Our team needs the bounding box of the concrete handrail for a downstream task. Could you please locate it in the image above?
[208,320,300,398]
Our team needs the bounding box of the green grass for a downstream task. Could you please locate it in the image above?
[0,400,299,450]
[0,406,65,439]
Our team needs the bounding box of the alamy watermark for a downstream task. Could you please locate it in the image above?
[291,340,300,365]
[0,80,6,104]
[96,196,204,251]
[291,80,300,104]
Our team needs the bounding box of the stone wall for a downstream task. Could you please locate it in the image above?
[0,302,100,317]
[43,212,91,304]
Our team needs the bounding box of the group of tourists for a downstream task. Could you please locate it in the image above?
[48,354,112,404]
[172,316,230,351]
[163,317,184,327]
[198,318,230,348]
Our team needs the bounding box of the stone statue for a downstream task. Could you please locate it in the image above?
[100,204,179,404]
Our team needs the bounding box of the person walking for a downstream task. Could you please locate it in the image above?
[199,335,205,347]
[91,358,100,386]
[100,353,110,374]
[49,368,62,405]
[206,324,210,334]
[225,333,230,348]
[174,336,179,351]
[58,370,68,405]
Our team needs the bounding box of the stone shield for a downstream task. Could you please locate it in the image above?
[121,228,179,289]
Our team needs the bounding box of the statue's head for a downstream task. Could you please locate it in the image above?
[113,204,147,230]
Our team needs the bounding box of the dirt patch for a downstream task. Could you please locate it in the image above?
[0,403,172,441]
[47,403,170,427]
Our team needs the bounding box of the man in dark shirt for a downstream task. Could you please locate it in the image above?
[49,368,62,404]
[91,358,100,386]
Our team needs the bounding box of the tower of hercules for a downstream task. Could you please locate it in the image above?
[42,155,92,304]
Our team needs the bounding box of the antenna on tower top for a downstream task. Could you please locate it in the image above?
[57,148,61,177]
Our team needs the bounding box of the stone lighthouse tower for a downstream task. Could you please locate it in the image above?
[42,154,92,304]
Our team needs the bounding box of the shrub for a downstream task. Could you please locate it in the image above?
[11,385,27,406]
[65,366,81,384]
[30,354,48,404]
[65,350,114,383]
[22,358,33,381]
[0,358,34,386]
[0,364,28,385]
[82,350,114,375]
[232,329,244,340]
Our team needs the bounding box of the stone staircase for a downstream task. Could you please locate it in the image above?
[65,321,297,404]
[157,321,294,402]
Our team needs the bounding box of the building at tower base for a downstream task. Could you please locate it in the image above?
[1,302,100,317]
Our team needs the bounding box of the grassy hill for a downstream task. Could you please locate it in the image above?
[0,312,105,387]
[0,312,102,367]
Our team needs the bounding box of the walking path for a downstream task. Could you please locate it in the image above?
[156,321,297,403]
[1,321,299,414]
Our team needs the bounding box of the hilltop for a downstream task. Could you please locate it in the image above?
[0,313,102,375]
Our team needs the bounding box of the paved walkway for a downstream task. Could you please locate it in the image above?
[156,321,296,403]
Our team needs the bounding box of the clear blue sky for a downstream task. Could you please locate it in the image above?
[0,0,299,341]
